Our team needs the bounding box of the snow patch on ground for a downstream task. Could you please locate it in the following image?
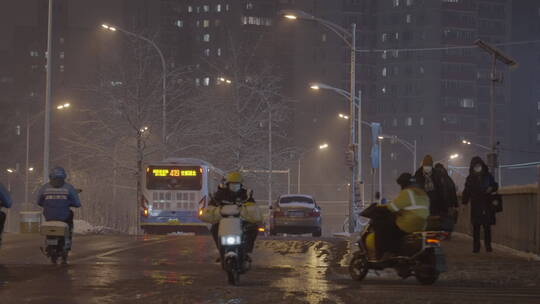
[73,219,122,235]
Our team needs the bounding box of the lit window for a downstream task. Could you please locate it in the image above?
[420,117,424,126]
[381,33,387,42]
[381,86,387,94]
[390,152,398,161]
[195,78,200,86]
[536,119,540,127]
[382,67,387,77]
[203,77,210,86]
[59,65,65,72]
[203,34,210,42]
[204,49,210,56]
[188,6,193,13]
[175,20,184,28]
[381,50,387,59]
[395,32,400,40]
[393,0,400,7]
[110,81,123,87]
[459,98,475,108]
[196,20,200,27]
[203,20,210,27]
[406,14,412,23]
[59,51,64,59]
[216,4,222,12]
[203,5,209,12]
[196,6,200,13]
[30,51,39,57]
[226,4,230,11]
[246,2,253,9]
[405,117,413,126]
[217,48,222,56]
[392,50,399,58]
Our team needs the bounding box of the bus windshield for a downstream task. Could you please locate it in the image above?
[146,166,202,190]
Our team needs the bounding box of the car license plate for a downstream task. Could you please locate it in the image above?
[47,239,59,246]
[288,211,304,217]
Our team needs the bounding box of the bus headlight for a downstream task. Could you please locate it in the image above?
[221,235,241,246]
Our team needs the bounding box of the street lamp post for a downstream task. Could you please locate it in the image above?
[474,40,517,179]
[102,24,168,151]
[282,10,358,233]
[298,144,329,194]
[43,0,54,183]
[25,103,71,211]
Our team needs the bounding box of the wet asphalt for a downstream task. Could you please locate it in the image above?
[1,233,539,304]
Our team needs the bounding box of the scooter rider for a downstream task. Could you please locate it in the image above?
[209,171,258,256]
[374,173,430,259]
[37,167,81,253]
[0,182,13,246]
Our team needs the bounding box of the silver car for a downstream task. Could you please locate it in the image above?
[269,194,322,237]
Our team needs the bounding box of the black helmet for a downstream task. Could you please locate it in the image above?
[49,167,67,180]
[396,173,414,189]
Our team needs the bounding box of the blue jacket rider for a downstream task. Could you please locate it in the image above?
[0,182,13,245]
[37,167,81,238]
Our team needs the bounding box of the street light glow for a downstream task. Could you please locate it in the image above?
[450,153,460,160]
[284,14,297,20]
[56,103,71,110]
[338,113,349,120]
[319,143,329,150]
[6,168,14,173]
[28,167,34,172]
[462,140,471,145]
[310,85,320,90]
[101,24,116,32]
[378,136,384,140]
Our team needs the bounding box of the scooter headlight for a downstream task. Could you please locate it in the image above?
[221,235,241,246]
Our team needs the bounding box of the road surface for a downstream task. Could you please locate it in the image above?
[0,233,539,303]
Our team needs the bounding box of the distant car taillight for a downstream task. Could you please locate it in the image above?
[308,209,320,217]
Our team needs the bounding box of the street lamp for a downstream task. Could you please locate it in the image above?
[283,9,358,233]
[102,23,168,150]
[378,134,417,172]
[56,102,70,110]
[24,103,72,211]
[474,39,517,178]
[297,143,328,194]
[338,113,349,120]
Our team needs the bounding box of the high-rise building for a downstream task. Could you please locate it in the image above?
[369,0,511,193]
[508,0,540,184]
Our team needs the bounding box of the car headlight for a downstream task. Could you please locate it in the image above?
[221,235,241,246]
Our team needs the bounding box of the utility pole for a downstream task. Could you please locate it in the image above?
[474,40,517,178]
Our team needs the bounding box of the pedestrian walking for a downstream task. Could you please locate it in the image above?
[462,156,498,253]
[434,163,459,236]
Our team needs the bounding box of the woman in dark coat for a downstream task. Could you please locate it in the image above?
[462,156,498,253]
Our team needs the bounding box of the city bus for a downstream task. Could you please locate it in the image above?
[141,158,224,234]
